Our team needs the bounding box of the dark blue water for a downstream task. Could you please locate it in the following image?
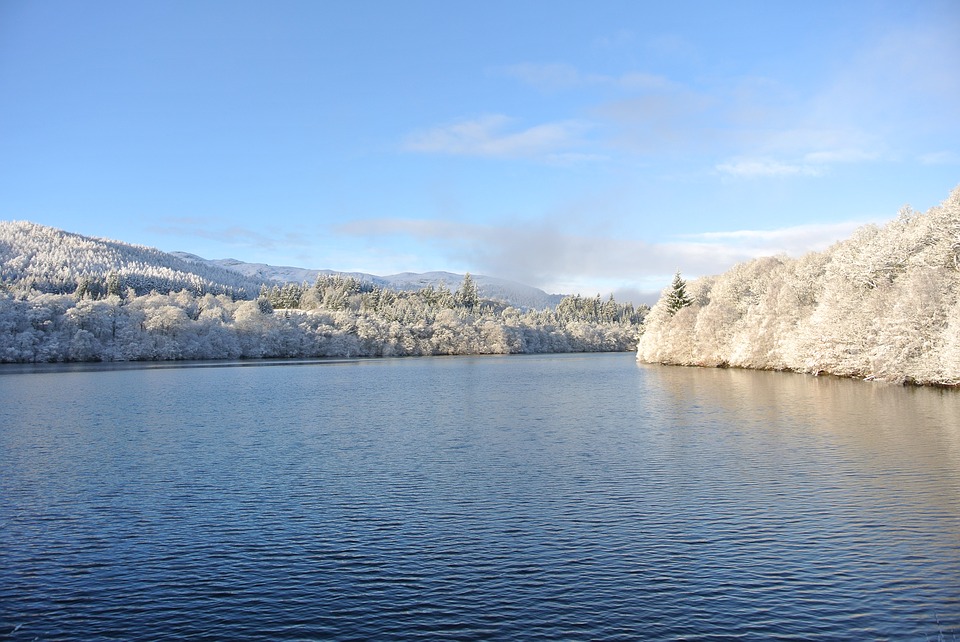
[2,354,958,640]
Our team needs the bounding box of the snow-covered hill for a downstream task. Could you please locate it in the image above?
[171,254,564,309]
[0,221,563,309]
[0,221,261,298]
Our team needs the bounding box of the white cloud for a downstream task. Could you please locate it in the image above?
[497,63,677,93]
[149,217,310,251]
[681,220,872,256]
[426,10,957,175]
[918,151,959,165]
[760,17,960,168]
[716,146,882,179]
[337,218,474,240]
[335,216,872,297]
[822,18,960,123]
[402,114,594,160]
[802,148,879,164]
[617,71,678,92]
[715,158,821,178]
[497,63,583,90]
[594,29,637,51]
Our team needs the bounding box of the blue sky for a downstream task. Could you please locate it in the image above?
[1,1,958,301]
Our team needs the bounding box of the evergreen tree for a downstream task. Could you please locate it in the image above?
[74,275,92,300]
[666,270,692,315]
[435,283,454,308]
[106,272,123,298]
[455,273,479,310]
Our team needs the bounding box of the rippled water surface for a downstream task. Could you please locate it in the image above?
[2,353,959,640]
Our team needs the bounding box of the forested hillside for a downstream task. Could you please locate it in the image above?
[174,252,565,310]
[0,223,645,362]
[638,187,960,386]
[1,221,562,309]
[0,221,262,298]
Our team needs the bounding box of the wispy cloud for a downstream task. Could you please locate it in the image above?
[148,217,310,251]
[802,148,879,164]
[402,114,597,161]
[680,220,872,256]
[715,158,821,179]
[497,62,677,93]
[336,216,871,296]
[549,13,956,177]
[716,147,881,179]
[465,20,957,175]
[813,17,960,131]
[593,92,718,156]
[918,151,959,165]
[496,63,583,91]
[720,14,960,177]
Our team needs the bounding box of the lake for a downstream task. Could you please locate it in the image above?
[1,353,958,640]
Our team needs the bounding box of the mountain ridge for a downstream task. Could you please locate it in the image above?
[171,252,564,310]
[0,220,563,310]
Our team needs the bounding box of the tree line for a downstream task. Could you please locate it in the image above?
[638,186,960,386]
[0,272,646,363]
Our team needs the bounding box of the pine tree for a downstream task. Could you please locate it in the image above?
[74,275,92,300]
[455,273,479,310]
[666,270,692,315]
[106,272,123,298]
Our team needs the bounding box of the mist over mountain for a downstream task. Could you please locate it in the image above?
[171,252,564,310]
[0,221,562,309]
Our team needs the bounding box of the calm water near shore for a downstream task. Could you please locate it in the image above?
[2,353,958,640]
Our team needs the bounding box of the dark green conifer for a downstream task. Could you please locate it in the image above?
[666,270,692,315]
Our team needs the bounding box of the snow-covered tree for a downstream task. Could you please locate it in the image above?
[638,185,960,386]
[0,219,651,362]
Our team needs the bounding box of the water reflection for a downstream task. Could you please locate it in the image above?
[638,363,960,478]
[637,363,960,615]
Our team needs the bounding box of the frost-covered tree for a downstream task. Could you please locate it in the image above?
[0,220,256,298]
[0,278,646,363]
[0,219,651,363]
[638,185,960,386]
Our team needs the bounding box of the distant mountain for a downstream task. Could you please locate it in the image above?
[172,253,565,310]
[0,221,563,309]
